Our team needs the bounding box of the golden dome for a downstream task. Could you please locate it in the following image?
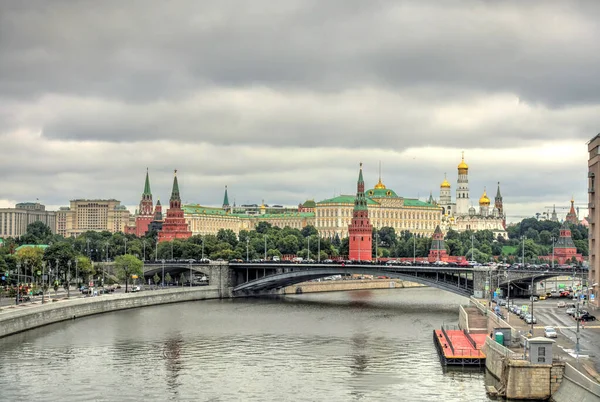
[374,178,386,190]
[458,151,468,171]
[440,174,451,188]
[479,189,490,206]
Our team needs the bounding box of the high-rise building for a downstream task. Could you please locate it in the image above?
[348,163,372,261]
[587,134,600,307]
[158,170,192,243]
[59,199,130,237]
[0,202,56,238]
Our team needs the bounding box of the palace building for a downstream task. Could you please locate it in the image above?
[315,167,442,239]
[438,153,508,239]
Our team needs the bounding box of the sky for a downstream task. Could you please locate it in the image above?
[1,0,598,223]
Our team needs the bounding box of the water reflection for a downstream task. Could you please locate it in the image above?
[0,288,492,401]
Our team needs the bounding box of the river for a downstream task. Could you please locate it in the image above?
[0,287,492,401]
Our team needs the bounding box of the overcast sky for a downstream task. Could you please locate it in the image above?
[1,1,598,223]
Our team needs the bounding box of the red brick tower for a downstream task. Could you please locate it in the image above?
[348,163,372,261]
[553,221,580,264]
[132,169,155,236]
[428,225,448,262]
[158,170,192,243]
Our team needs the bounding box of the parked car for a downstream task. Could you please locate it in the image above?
[544,326,558,338]
[525,314,537,324]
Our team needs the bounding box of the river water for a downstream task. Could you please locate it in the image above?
[0,288,492,401]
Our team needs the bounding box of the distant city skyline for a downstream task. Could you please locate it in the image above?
[1,1,595,222]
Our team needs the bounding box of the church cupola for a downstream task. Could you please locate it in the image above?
[456,152,470,215]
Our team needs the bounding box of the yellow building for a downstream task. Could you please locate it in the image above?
[315,176,442,238]
[60,199,131,237]
[183,204,314,236]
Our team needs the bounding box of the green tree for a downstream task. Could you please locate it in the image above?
[255,222,273,234]
[153,273,160,286]
[165,272,172,285]
[300,225,318,238]
[216,229,238,247]
[19,221,53,245]
[113,254,143,293]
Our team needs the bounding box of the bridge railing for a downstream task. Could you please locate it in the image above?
[440,325,455,355]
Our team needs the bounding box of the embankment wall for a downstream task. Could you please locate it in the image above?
[0,286,221,339]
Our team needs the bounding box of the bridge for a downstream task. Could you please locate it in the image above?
[111,261,589,299]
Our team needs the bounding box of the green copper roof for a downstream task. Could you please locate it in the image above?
[495,182,502,199]
[403,199,439,208]
[223,186,229,207]
[317,195,379,205]
[143,169,151,196]
[302,200,316,208]
[170,170,181,202]
[183,204,314,219]
[366,188,399,198]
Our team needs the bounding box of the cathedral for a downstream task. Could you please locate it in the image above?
[438,153,508,239]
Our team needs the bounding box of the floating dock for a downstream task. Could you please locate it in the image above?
[433,328,487,366]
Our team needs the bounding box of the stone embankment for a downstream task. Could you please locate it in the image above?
[0,286,221,339]
[282,279,424,294]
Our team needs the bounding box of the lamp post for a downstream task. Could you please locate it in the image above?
[161,259,165,288]
[124,238,128,255]
[66,260,71,298]
[521,235,526,268]
[155,239,158,261]
[143,240,146,262]
[41,261,46,304]
[171,240,174,260]
[201,237,205,261]
[264,235,267,261]
[87,239,91,261]
[413,236,416,264]
[246,237,249,262]
[506,270,510,322]
[471,234,474,260]
[75,258,79,288]
[375,232,379,262]
[551,237,556,269]
[529,273,547,336]
[16,262,20,305]
[317,236,321,263]
[55,259,59,285]
[307,237,310,261]
[189,259,192,288]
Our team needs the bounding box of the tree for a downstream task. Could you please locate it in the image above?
[15,246,45,282]
[165,272,172,285]
[153,273,160,286]
[255,222,273,234]
[216,229,238,247]
[300,225,318,238]
[113,254,143,293]
[19,221,53,245]
[377,227,397,248]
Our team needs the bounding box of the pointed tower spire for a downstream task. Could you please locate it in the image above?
[223,185,230,210]
[170,169,181,203]
[354,162,367,211]
[143,167,151,196]
[495,181,501,199]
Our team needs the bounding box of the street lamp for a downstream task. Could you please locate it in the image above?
[471,234,474,261]
[551,236,556,269]
[201,236,204,261]
[413,236,416,264]
[124,238,128,255]
[189,259,192,288]
[155,239,159,261]
[375,231,379,262]
[66,260,71,298]
[529,273,548,336]
[307,237,310,261]
[317,236,321,263]
[521,235,526,268]
[41,261,46,304]
[143,240,147,262]
[246,237,249,262]
[161,259,165,288]
[15,262,21,305]
[264,235,267,261]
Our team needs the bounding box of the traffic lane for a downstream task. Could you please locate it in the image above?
[504,298,600,373]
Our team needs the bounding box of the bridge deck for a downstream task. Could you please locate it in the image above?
[433,329,486,366]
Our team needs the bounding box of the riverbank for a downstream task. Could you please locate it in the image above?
[0,286,221,339]
[282,278,424,294]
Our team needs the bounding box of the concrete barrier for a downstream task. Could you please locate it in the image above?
[0,286,222,339]
[552,363,600,402]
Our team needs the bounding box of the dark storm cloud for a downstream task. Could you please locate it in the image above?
[2,0,600,105]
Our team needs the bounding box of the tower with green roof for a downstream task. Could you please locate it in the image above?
[348,163,372,261]
[127,168,155,236]
[223,186,230,212]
